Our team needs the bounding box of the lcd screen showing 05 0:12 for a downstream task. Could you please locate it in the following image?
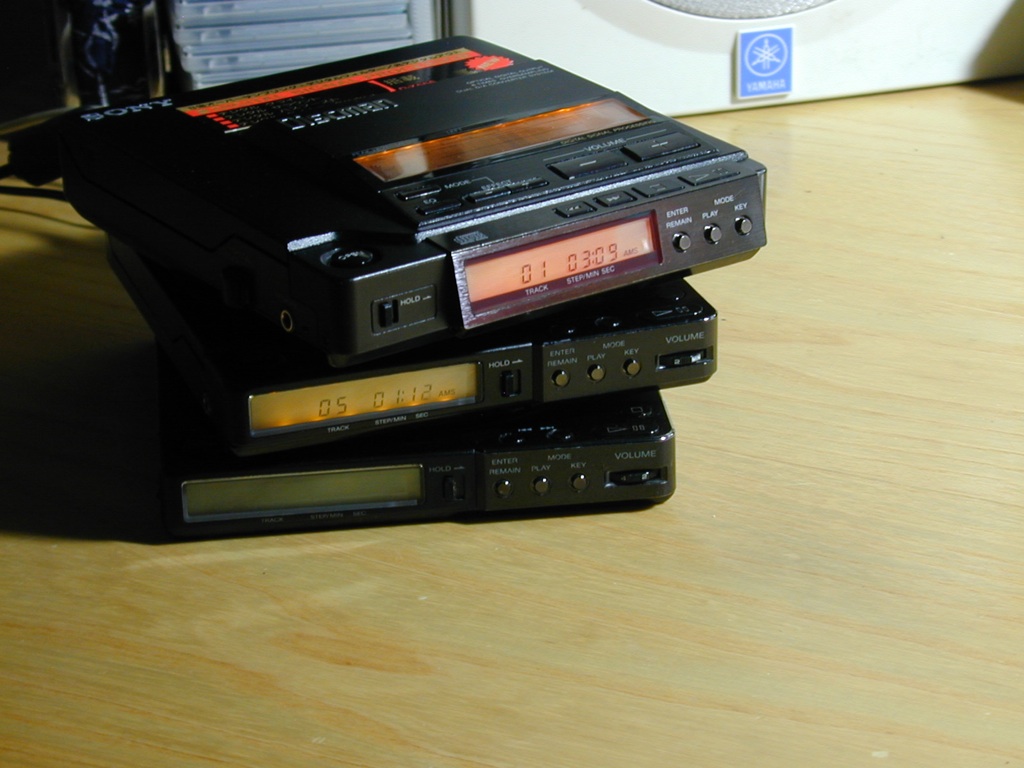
[248,363,479,436]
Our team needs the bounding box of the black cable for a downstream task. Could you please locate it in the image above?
[2,114,65,186]
[0,185,67,201]
[1,132,67,199]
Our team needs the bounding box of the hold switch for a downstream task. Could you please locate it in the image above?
[500,370,522,398]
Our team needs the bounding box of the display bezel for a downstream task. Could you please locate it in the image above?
[454,213,662,328]
[247,362,480,437]
[182,464,424,521]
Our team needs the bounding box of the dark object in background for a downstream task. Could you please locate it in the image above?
[67,0,163,107]
[0,0,68,126]
[0,0,163,128]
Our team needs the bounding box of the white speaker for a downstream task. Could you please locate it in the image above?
[441,0,1024,115]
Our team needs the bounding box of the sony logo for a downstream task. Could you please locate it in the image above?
[80,99,175,121]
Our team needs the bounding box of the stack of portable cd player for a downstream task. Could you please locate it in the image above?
[58,37,767,537]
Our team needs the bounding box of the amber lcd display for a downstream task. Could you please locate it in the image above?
[463,215,658,308]
[248,363,479,435]
[182,465,424,520]
[355,99,645,182]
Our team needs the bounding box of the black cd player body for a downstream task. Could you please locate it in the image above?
[60,36,765,366]
[110,237,716,456]
[160,359,676,539]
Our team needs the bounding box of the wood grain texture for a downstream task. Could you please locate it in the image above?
[1,79,1022,767]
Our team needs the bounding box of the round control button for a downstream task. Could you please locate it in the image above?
[494,479,514,498]
[672,232,692,252]
[321,248,376,268]
[588,364,606,382]
[735,216,754,235]
[570,474,589,492]
[623,359,642,377]
[533,477,550,495]
[552,370,571,388]
[704,224,723,244]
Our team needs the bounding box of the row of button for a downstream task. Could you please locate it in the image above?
[493,466,664,498]
[549,132,713,180]
[400,177,550,217]
[548,347,711,387]
[672,216,754,252]
[494,473,590,498]
[549,358,644,389]
[554,167,743,222]
[400,129,719,218]
[554,189,635,219]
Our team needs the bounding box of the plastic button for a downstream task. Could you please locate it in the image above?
[704,224,723,244]
[633,179,684,198]
[623,134,700,161]
[550,152,628,180]
[595,191,635,207]
[554,201,596,218]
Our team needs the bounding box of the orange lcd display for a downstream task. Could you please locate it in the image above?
[463,216,658,309]
[355,99,645,182]
[248,363,479,435]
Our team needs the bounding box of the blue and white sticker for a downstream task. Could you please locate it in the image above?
[737,27,793,100]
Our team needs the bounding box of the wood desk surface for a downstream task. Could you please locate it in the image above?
[1,80,1022,767]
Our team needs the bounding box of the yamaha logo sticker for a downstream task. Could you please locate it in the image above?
[737,28,794,100]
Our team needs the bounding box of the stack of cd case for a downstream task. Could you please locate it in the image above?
[169,0,436,89]
[109,238,718,538]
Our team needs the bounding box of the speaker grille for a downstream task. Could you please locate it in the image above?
[647,0,836,19]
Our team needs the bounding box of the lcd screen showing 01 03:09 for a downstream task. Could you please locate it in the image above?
[354,99,645,182]
[462,215,659,318]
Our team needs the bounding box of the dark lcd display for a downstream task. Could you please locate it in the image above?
[182,465,424,520]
